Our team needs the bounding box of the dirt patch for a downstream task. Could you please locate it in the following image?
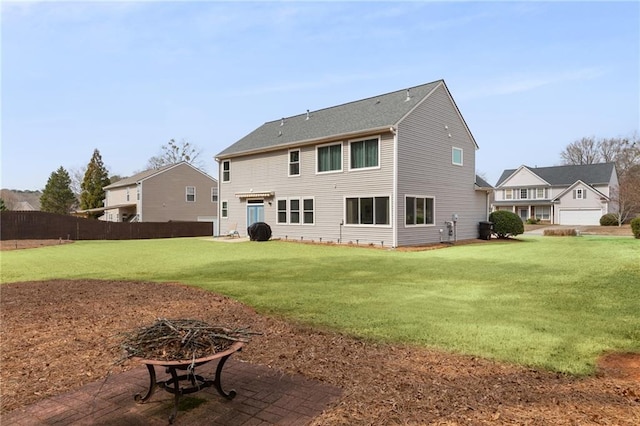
[1,280,638,425]
[0,239,74,251]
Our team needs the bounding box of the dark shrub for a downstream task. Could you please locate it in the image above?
[488,210,524,238]
[526,217,540,225]
[631,217,640,239]
[599,213,619,226]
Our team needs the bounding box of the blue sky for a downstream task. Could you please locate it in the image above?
[2,1,638,190]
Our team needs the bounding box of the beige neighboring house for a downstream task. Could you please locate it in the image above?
[99,162,218,223]
[492,163,618,225]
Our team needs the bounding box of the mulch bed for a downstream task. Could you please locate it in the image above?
[1,279,638,425]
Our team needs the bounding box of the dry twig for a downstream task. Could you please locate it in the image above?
[119,318,259,361]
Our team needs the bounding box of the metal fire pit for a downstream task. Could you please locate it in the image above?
[133,341,244,424]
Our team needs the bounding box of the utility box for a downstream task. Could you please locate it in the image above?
[479,221,493,240]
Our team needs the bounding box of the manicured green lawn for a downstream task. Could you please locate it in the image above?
[2,236,638,375]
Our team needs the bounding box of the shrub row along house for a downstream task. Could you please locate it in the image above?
[492,163,618,225]
[215,79,492,247]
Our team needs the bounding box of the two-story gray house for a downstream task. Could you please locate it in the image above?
[493,163,618,225]
[215,80,490,247]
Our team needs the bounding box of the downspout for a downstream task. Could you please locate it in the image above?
[391,126,398,248]
[215,157,221,232]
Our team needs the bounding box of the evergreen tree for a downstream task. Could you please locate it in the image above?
[0,198,7,211]
[80,149,111,218]
[40,166,77,214]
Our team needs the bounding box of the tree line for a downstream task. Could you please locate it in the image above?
[559,134,640,224]
[1,140,202,216]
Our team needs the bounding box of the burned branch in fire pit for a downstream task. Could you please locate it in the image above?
[120,318,259,362]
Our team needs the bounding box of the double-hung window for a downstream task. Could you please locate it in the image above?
[574,189,586,199]
[186,186,196,202]
[222,161,230,182]
[405,196,435,226]
[277,200,287,224]
[303,199,314,224]
[520,188,528,200]
[289,149,300,176]
[290,199,300,224]
[221,201,228,218]
[211,187,218,202]
[345,196,389,225]
[317,143,342,173]
[505,189,513,200]
[277,197,314,224]
[350,138,379,169]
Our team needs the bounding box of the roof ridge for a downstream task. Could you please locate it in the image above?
[265,79,443,124]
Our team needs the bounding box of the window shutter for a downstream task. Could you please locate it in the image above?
[573,190,576,199]
[583,190,586,199]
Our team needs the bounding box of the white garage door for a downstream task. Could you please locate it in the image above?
[559,209,602,225]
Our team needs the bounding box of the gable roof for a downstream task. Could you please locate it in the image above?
[475,175,493,189]
[552,179,610,202]
[104,162,215,190]
[217,79,475,159]
[495,163,616,187]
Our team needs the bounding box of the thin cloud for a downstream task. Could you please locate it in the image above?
[461,67,608,100]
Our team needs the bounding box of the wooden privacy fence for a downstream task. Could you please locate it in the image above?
[0,211,213,241]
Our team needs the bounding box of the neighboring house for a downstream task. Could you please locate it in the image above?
[215,79,491,247]
[95,162,218,223]
[492,163,618,225]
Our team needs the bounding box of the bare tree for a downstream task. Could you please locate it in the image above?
[560,137,601,165]
[560,134,640,177]
[69,166,87,197]
[560,134,640,225]
[146,139,204,170]
[609,164,640,225]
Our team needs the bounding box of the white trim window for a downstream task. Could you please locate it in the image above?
[345,196,390,225]
[303,198,314,224]
[349,137,379,170]
[504,189,513,200]
[520,188,528,199]
[405,196,435,226]
[211,187,218,202]
[317,143,342,173]
[222,160,230,182]
[574,188,587,199]
[186,186,196,202]
[221,200,228,218]
[452,147,463,166]
[277,197,315,224]
[289,149,300,176]
[277,199,287,224]
[126,188,130,202]
[290,198,300,224]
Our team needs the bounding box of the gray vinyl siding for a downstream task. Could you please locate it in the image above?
[219,133,395,245]
[139,163,217,222]
[396,84,484,246]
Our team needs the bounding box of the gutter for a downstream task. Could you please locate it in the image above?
[215,126,394,161]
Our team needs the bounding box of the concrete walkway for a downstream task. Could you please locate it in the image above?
[3,359,342,425]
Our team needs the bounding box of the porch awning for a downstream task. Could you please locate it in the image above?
[235,191,275,199]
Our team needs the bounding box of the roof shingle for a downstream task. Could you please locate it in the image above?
[216,80,443,158]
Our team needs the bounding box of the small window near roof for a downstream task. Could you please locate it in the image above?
[289,149,300,176]
[452,147,463,166]
[222,160,230,182]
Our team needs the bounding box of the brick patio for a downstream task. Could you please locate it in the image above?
[2,359,342,425]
